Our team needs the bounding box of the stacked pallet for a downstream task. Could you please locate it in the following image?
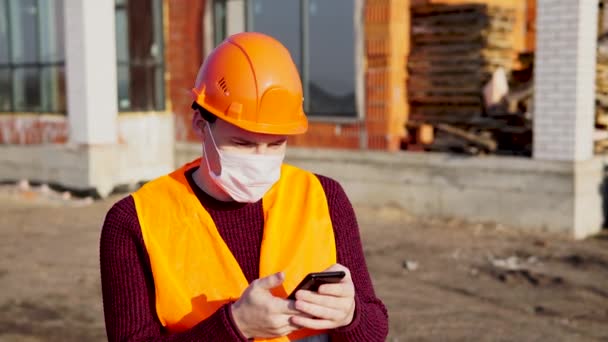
[365,0,409,150]
[597,0,608,129]
[407,3,516,125]
[594,1,608,153]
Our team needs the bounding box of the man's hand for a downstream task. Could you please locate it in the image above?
[231,272,304,339]
[290,264,356,330]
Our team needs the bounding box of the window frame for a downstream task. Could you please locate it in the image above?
[0,0,66,114]
[114,0,167,113]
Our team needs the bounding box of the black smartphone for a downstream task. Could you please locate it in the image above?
[287,271,346,300]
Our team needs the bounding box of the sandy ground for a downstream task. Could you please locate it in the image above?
[0,185,607,342]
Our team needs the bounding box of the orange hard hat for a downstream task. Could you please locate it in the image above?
[192,32,307,135]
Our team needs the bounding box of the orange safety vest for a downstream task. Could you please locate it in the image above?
[132,158,336,341]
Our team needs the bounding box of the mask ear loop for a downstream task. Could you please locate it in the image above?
[203,123,222,178]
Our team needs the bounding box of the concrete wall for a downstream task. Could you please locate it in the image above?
[176,145,605,239]
[0,114,174,197]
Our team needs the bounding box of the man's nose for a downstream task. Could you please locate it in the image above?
[255,144,268,155]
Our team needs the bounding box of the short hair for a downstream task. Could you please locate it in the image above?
[191,102,218,124]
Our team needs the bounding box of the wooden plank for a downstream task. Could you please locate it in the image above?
[408,73,486,85]
[408,54,513,67]
[408,86,484,95]
[412,13,515,28]
[409,94,482,105]
[408,79,483,91]
[411,3,515,17]
[597,93,608,107]
[435,123,497,151]
[408,69,493,79]
[409,113,479,125]
[411,3,487,16]
[412,21,515,35]
[409,47,513,60]
[413,31,512,43]
[409,42,487,55]
[411,105,482,116]
[408,62,500,74]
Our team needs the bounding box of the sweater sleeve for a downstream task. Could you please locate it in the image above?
[316,175,390,342]
[99,196,248,342]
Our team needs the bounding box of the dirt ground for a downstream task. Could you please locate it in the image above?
[0,185,607,342]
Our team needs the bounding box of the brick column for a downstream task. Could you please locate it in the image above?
[533,0,598,161]
[364,0,409,151]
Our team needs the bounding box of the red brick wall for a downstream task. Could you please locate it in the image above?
[165,0,205,143]
[0,116,68,144]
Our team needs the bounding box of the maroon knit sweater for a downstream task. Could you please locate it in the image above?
[100,168,388,341]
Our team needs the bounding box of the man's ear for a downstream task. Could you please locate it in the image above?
[192,111,205,139]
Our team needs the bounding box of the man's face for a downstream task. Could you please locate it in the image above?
[206,118,287,156]
[194,113,288,174]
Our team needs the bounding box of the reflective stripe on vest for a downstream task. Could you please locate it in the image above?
[132,158,337,341]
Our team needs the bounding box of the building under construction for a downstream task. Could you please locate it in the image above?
[0,0,604,238]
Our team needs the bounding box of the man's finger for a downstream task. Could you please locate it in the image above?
[294,299,342,321]
[322,263,352,281]
[290,315,336,331]
[271,298,302,315]
[256,272,285,290]
[318,283,355,297]
[295,289,345,310]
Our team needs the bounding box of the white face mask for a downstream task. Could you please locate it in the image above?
[203,124,284,203]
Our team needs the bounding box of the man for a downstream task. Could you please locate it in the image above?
[100,32,388,341]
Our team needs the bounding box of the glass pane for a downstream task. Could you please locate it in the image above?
[115,7,129,63]
[155,66,164,110]
[127,0,154,61]
[0,0,9,63]
[308,0,356,116]
[40,66,66,112]
[117,64,130,110]
[9,0,38,64]
[39,0,65,62]
[214,0,227,46]
[128,65,157,110]
[250,0,301,72]
[13,67,41,111]
[0,69,11,111]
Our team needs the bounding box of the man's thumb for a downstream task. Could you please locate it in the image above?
[256,272,285,290]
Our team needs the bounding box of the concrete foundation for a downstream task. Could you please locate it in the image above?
[177,144,605,239]
[0,113,174,197]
